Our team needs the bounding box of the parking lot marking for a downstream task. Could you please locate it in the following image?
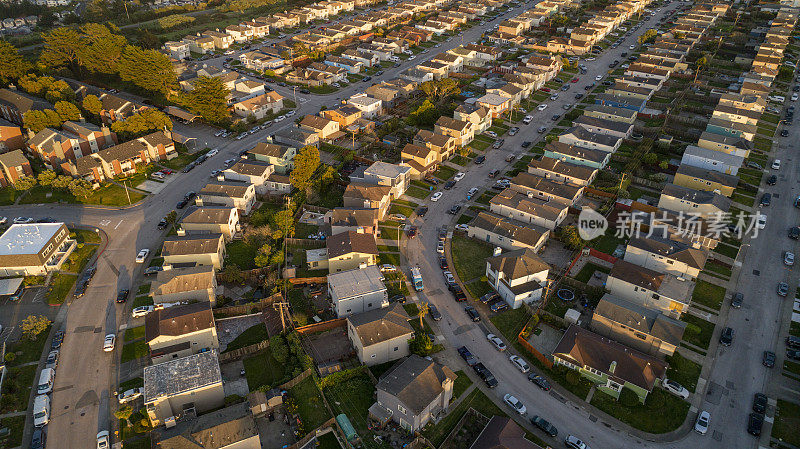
[114,219,123,230]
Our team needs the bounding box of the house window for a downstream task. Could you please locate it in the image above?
[398,405,407,414]
[634,332,647,340]
[587,367,602,376]
[607,380,623,391]
[652,294,660,300]
[371,354,376,358]
[394,346,399,351]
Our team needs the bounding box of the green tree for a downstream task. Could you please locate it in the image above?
[18,74,47,97]
[642,153,657,165]
[110,109,172,140]
[23,109,63,133]
[51,175,73,189]
[0,40,32,83]
[82,94,103,116]
[13,176,37,191]
[559,225,586,250]
[254,243,273,267]
[271,209,295,237]
[419,78,461,103]
[118,45,177,96]
[407,99,439,127]
[290,145,320,194]
[20,315,51,340]
[313,165,337,193]
[179,76,230,124]
[55,101,82,121]
[68,179,92,198]
[45,80,76,104]
[165,210,178,231]
[37,170,57,186]
[39,27,83,73]
[409,333,434,356]
[78,23,127,75]
[114,405,134,421]
[638,29,657,44]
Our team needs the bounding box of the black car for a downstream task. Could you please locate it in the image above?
[300,89,311,94]
[452,285,467,302]
[439,257,448,269]
[574,93,584,99]
[789,226,799,240]
[444,180,456,190]
[719,327,734,346]
[464,306,481,322]
[458,346,477,365]
[157,219,168,230]
[362,76,372,82]
[731,292,743,308]
[752,393,768,414]
[767,174,777,185]
[448,204,462,214]
[521,141,531,148]
[473,362,498,388]
[531,416,558,437]
[181,164,194,173]
[116,289,130,303]
[788,349,800,361]
[417,206,428,217]
[429,304,442,321]
[528,373,551,391]
[51,330,64,350]
[551,114,561,121]
[747,412,763,436]
[489,299,508,312]
[480,292,500,304]
[474,155,486,164]
[760,193,771,206]
[176,198,189,209]
[389,294,406,303]
[763,350,776,367]
[30,428,46,449]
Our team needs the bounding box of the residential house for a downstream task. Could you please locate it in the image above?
[0,223,75,276]
[673,164,738,197]
[352,161,411,199]
[325,55,364,74]
[182,34,215,54]
[401,143,438,178]
[469,417,545,449]
[144,351,225,426]
[343,182,392,219]
[583,104,638,124]
[434,116,474,147]
[606,259,694,317]
[558,127,622,154]
[510,171,584,207]
[150,265,218,306]
[453,104,493,135]
[162,234,226,269]
[233,92,284,120]
[552,325,667,402]
[67,131,176,181]
[163,41,190,60]
[246,142,296,174]
[156,405,259,449]
[680,145,744,176]
[485,247,549,309]
[196,180,257,215]
[146,302,219,364]
[592,294,686,358]
[300,115,341,140]
[468,212,549,253]
[696,131,751,158]
[0,150,33,187]
[307,229,378,273]
[223,160,274,194]
[624,235,707,280]
[0,88,50,125]
[322,105,363,130]
[98,93,142,123]
[327,265,387,317]
[0,118,23,152]
[327,207,380,236]
[573,115,633,139]
[202,30,234,49]
[705,117,757,142]
[475,93,512,118]
[347,303,413,365]
[527,156,597,187]
[372,355,456,431]
[544,141,611,169]
[179,206,240,241]
[413,130,456,161]
[489,188,569,231]
[657,183,731,217]
[347,94,383,119]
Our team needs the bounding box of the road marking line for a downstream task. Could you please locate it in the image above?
[114,219,123,230]
[99,219,110,226]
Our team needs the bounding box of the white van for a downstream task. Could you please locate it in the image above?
[33,395,50,427]
[37,368,55,395]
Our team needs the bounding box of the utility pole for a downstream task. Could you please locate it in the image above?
[273,301,290,331]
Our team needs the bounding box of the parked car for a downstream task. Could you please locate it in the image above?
[486,334,506,351]
[103,334,116,352]
[528,373,551,391]
[752,393,768,414]
[429,304,442,321]
[694,410,710,435]
[785,251,795,266]
[777,282,789,296]
[118,387,144,404]
[97,431,110,449]
[135,249,150,263]
[457,346,477,366]
[747,412,763,436]
[565,435,590,449]
[531,416,557,437]
[731,292,743,308]
[115,289,129,303]
[132,306,154,318]
[474,362,498,388]
[431,192,443,201]
[663,379,690,399]
[464,306,480,321]
[454,172,465,181]
[719,327,734,346]
[509,355,529,373]
[504,394,526,415]
[762,350,776,368]
[45,350,59,369]
[474,155,486,164]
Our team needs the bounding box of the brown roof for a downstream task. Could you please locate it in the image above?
[151,266,216,297]
[553,325,667,391]
[300,114,336,131]
[510,171,583,202]
[199,180,253,199]
[528,156,596,182]
[470,212,547,249]
[435,116,470,132]
[330,207,379,227]
[162,234,224,257]
[326,230,378,258]
[181,206,235,225]
[402,143,434,159]
[609,259,663,291]
[145,302,214,343]
[227,159,273,177]
[487,248,549,280]
[248,142,291,158]
[344,182,391,202]
[626,236,708,270]
[469,416,544,449]
[348,302,413,347]
[0,150,29,169]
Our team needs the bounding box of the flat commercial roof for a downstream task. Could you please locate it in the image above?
[0,277,23,295]
[0,223,66,256]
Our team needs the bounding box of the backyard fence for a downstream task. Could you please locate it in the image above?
[285,238,327,247]
[278,368,314,390]
[219,340,270,363]
[517,323,554,369]
[296,318,346,335]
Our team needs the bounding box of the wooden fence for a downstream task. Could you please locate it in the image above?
[284,418,337,449]
[219,340,270,363]
[286,237,327,247]
[213,293,283,318]
[517,326,553,369]
[288,276,327,285]
[296,318,346,335]
[278,367,314,390]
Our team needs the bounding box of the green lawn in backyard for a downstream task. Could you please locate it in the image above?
[378,226,399,240]
[450,235,494,282]
[703,261,732,279]
[574,262,610,283]
[289,376,332,430]
[452,370,473,399]
[434,165,457,180]
[124,326,145,342]
[665,352,701,392]
[772,399,800,447]
[243,348,286,390]
[322,371,376,439]
[490,307,531,342]
[464,280,492,299]
[589,388,689,434]
[691,280,725,311]
[316,431,341,449]
[405,186,430,199]
[0,365,36,414]
[223,324,267,352]
[225,240,257,270]
[588,229,627,254]
[378,253,400,267]
[46,273,77,305]
[680,314,715,350]
[1,415,25,447]
[121,341,149,363]
[376,245,399,252]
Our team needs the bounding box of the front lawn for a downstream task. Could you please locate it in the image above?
[490,307,531,342]
[162,147,209,170]
[0,365,36,413]
[405,186,431,199]
[20,183,146,207]
[452,370,473,399]
[289,376,332,431]
[691,280,725,311]
[773,400,800,447]
[665,352,701,392]
[121,341,149,363]
[450,235,494,282]
[46,273,77,305]
[61,243,98,274]
[434,165,457,180]
[223,324,267,352]
[124,326,145,342]
[589,388,689,434]
[680,314,715,350]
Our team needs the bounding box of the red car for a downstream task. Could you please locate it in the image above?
[540,87,551,92]
[571,78,579,83]
[161,169,174,175]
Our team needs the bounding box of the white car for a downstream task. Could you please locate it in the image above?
[135,249,150,263]
[443,270,455,284]
[595,75,603,81]
[694,410,710,435]
[436,241,445,254]
[549,94,559,101]
[286,110,296,116]
[467,187,479,199]
[455,223,469,232]
[537,104,548,111]
[793,93,799,102]
[629,44,635,49]
[522,115,533,124]
[103,334,116,352]
[132,306,154,318]
[453,172,465,182]
[772,159,781,170]
[118,387,143,404]
[785,251,795,266]
[274,115,286,122]
[206,149,219,157]
[585,57,596,61]
[13,217,33,224]
[379,264,397,273]
[503,394,526,415]
[487,333,507,351]
[757,214,767,230]
[236,132,247,140]
[431,192,443,201]
[509,355,530,373]
[485,130,498,138]
[0,217,6,224]
[663,378,689,399]
[97,430,110,449]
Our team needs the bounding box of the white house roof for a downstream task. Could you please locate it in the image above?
[0,223,66,256]
[327,265,385,300]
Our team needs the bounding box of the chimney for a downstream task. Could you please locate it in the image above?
[609,361,617,374]
[493,246,502,256]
